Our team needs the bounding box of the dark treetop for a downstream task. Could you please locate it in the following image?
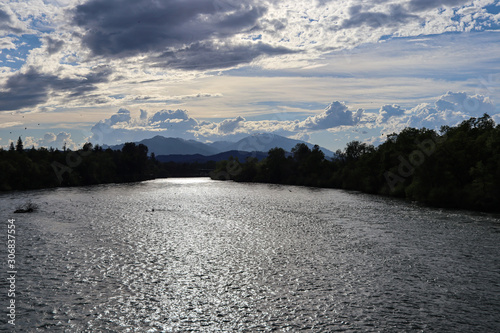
[210,114,500,212]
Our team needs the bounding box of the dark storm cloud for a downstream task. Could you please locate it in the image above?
[0,8,24,34]
[73,0,214,56]
[74,0,264,56]
[73,0,294,69]
[408,0,472,12]
[0,67,111,111]
[153,41,294,70]
[340,4,419,29]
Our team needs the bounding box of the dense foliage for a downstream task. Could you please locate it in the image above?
[211,114,500,212]
[0,141,217,191]
[0,142,154,191]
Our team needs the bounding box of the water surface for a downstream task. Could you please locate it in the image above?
[1,178,499,332]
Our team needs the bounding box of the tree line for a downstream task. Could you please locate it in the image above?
[0,141,215,191]
[2,114,499,212]
[210,114,500,212]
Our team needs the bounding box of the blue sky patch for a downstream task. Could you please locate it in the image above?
[485,3,500,15]
[0,34,41,70]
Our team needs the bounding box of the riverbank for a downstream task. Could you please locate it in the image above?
[0,142,214,192]
[210,115,500,213]
[2,115,499,212]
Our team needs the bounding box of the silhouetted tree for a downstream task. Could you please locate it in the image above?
[15,137,23,152]
[344,141,374,162]
[82,142,93,151]
[266,147,288,183]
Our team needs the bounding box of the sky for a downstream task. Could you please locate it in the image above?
[1,0,500,152]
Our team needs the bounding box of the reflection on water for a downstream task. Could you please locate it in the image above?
[1,178,500,331]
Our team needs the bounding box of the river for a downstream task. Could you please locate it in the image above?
[1,178,499,332]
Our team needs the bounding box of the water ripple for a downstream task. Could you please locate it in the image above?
[1,178,499,332]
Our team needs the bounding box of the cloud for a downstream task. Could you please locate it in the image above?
[149,109,190,122]
[0,122,22,129]
[153,41,294,70]
[408,0,472,12]
[128,92,224,104]
[493,113,500,124]
[0,5,28,35]
[290,132,310,142]
[378,91,497,135]
[0,37,17,50]
[298,101,363,130]
[73,0,264,56]
[217,116,245,134]
[72,0,293,70]
[377,104,406,124]
[434,91,495,116]
[45,37,64,55]
[109,108,132,125]
[91,108,139,144]
[88,99,371,145]
[90,108,200,144]
[149,109,199,130]
[0,66,111,111]
[341,4,419,29]
[195,102,368,140]
[23,132,77,150]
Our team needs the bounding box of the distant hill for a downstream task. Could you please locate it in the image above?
[156,150,268,163]
[104,133,334,157]
[106,136,219,156]
[207,140,234,152]
[223,133,335,157]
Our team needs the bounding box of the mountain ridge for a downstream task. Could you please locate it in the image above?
[104,133,334,157]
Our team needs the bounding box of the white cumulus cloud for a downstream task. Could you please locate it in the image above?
[377,104,406,124]
[378,91,497,136]
[23,132,77,150]
[85,91,499,148]
[298,101,364,130]
[217,116,246,134]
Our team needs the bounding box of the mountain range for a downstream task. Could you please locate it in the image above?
[106,133,335,160]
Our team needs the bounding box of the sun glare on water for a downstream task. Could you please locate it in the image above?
[150,177,214,185]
